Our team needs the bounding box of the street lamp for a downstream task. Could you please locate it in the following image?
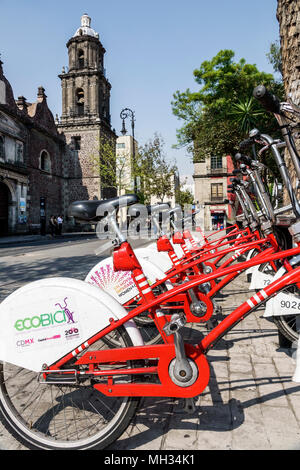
[120,108,137,193]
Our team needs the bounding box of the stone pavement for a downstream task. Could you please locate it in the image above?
[1,256,300,450]
[113,271,300,451]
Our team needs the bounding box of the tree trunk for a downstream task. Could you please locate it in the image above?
[277,0,300,104]
[277,1,300,205]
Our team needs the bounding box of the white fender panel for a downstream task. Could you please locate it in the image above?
[169,239,186,258]
[245,249,259,276]
[263,267,300,318]
[135,247,173,272]
[0,277,143,372]
[249,266,273,290]
[264,267,286,317]
[85,256,173,306]
[246,249,256,261]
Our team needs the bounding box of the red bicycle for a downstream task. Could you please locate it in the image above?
[1,86,300,450]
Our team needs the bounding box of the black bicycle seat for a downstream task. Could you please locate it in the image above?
[68,194,138,221]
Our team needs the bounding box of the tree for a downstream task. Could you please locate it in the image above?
[267,40,283,77]
[91,136,130,196]
[175,186,194,209]
[171,49,284,162]
[134,134,178,204]
[229,97,265,134]
[276,1,300,197]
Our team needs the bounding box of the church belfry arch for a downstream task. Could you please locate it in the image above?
[57,14,117,207]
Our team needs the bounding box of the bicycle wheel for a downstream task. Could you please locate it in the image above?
[0,327,140,450]
[258,262,299,343]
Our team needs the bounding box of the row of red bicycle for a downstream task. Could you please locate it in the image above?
[0,85,300,449]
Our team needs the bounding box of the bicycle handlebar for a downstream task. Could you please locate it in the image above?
[253,85,281,114]
[235,153,253,166]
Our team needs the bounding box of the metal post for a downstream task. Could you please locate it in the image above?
[120,108,137,193]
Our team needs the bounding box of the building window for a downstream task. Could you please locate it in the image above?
[0,135,5,160]
[16,142,23,162]
[78,49,84,69]
[210,156,222,169]
[116,143,125,149]
[72,136,81,150]
[76,88,84,116]
[211,183,223,201]
[40,150,51,173]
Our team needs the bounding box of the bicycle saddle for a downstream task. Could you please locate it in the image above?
[68,194,139,221]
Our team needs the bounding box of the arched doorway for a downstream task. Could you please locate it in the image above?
[0,182,9,236]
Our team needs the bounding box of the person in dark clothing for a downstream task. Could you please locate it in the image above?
[49,215,57,237]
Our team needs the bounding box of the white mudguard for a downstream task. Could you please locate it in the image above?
[263,267,300,318]
[249,266,274,291]
[0,277,144,372]
[193,231,204,245]
[169,239,187,258]
[85,256,173,305]
[135,247,173,272]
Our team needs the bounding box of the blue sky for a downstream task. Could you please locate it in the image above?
[0,0,279,179]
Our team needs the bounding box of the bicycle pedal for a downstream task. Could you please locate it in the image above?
[163,313,186,336]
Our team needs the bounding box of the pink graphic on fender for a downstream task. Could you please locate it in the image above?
[86,261,139,304]
[55,297,75,324]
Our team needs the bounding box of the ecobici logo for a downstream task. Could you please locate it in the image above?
[14,297,76,332]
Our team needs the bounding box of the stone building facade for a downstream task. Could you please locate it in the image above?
[0,14,116,236]
[0,59,65,236]
[57,14,117,208]
[193,155,234,230]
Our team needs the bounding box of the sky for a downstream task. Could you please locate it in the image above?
[0,0,280,182]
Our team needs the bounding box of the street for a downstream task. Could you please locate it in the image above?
[0,235,106,305]
[0,237,300,450]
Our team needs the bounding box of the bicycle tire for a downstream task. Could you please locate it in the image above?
[0,327,140,450]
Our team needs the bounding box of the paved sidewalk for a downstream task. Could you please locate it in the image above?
[113,272,300,451]
[1,269,300,450]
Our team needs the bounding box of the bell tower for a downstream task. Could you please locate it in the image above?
[57,14,116,203]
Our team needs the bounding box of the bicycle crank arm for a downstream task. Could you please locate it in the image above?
[76,343,210,398]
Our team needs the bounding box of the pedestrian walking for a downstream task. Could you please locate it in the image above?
[57,215,63,236]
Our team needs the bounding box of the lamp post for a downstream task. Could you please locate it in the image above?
[120,108,137,193]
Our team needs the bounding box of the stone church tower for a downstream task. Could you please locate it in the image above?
[57,14,116,205]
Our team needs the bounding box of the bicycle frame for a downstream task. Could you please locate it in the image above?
[47,242,300,399]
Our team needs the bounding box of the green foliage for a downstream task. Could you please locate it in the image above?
[175,187,194,208]
[229,97,265,134]
[134,134,178,204]
[267,40,282,76]
[91,134,178,203]
[91,136,116,191]
[171,49,285,163]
